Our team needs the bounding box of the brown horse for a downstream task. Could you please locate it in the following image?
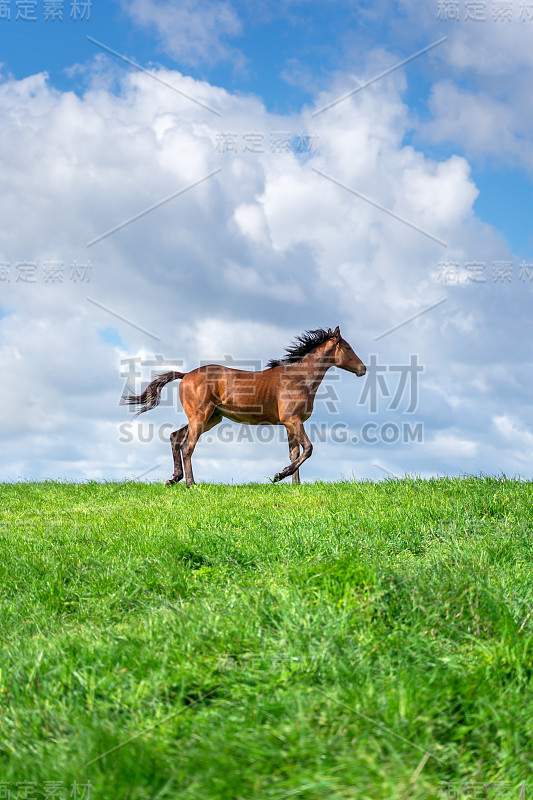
[122,327,366,486]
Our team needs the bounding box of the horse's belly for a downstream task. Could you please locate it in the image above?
[217,406,279,425]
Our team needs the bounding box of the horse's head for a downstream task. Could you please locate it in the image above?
[329,327,366,376]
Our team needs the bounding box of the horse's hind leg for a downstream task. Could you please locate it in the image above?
[182,409,222,487]
[288,432,301,485]
[166,425,188,485]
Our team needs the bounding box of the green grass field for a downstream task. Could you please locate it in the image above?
[0,477,532,799]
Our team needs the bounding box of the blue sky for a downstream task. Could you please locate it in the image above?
[1,0,532,482]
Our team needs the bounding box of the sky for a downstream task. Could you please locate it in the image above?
[0,0,532,484]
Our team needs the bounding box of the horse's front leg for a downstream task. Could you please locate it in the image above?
[288,432,301,485]
[274,420,312,483]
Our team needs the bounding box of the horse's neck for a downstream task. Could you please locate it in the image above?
[293,350,333,394]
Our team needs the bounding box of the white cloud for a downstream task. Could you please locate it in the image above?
[233,202,271,246]
[121,0,243,68]
[493,414,533,463]
[424,433,479,459]
[421,80,532,166]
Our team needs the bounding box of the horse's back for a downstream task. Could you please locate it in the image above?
[180,364,282,422]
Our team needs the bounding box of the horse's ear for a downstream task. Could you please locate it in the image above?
[333,326,341,340]
[327,328,333,336]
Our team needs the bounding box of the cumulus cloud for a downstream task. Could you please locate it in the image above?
[121,0,243,68]
[0,54,530,483]
[420,79,533,167]
[493,415,533,463]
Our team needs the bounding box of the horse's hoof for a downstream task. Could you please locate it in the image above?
[273,472,282,483]
[166,476,180,485]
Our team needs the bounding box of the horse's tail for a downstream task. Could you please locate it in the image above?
[121,371,185,418]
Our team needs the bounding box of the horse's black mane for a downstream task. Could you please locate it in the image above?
[267,328,333,369]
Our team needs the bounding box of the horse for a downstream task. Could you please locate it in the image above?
[122,326,366,486]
